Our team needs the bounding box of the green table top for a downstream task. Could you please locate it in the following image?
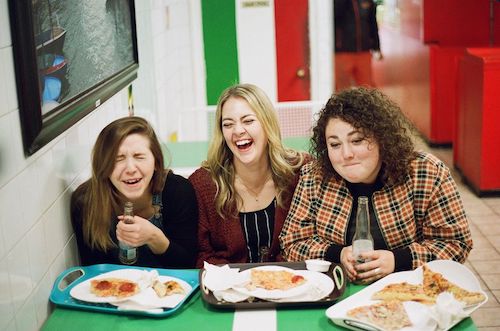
[42,282,476,331]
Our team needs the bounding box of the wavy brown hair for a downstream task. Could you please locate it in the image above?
[203,84,305,218]
[311,87,417,186]
[75,116,166,251]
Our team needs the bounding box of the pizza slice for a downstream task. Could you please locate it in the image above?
[422,265,485,305]
[347,300,412,331]
[90,278,119,297]
[422,265,449,297]
[371,282,435,305]
[90,278,139,298]
[153,280,185,297]
[115,280,140,298]
[248,269,306,291]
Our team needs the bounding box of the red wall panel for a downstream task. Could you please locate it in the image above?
[455,48,500,193]
[423,0,492,46]
[274,0,310,101]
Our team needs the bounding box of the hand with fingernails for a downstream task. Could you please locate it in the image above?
[340,246,395,284]
[117,215,170,254]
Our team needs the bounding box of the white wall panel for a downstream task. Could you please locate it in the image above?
[236,0,277,101]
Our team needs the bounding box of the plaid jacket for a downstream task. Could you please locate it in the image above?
[279,152,472,269]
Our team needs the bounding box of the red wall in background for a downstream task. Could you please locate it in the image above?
[456,48,500,193]
[375,0,500,146]
[429,46,464,144]
[274,0,310,101]
[423,1,492,45]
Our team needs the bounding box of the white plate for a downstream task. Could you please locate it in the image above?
[232,266,311,300]
[70,269,147,303]
[113,275,192,309]
[268,270,335,302]
[326,260,488,331]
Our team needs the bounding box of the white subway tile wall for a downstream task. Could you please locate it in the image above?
[0,0,201,328]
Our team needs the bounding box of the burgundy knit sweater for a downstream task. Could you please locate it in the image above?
[189,158,309,268]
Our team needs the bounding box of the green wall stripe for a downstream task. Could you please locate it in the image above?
[201,0,239,105]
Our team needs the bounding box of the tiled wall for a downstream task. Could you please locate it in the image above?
[0,0,200,329]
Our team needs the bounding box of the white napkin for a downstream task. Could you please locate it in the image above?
[203,262,251,302]
[114,301,164,314]
[203,262,247,292]
[403,301,438,330]
[136,269,159,290]
[428,292,468,330]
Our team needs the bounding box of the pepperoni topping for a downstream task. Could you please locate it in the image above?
[118,282,136,293]
[95,280,112,290]
[291,275,304,283]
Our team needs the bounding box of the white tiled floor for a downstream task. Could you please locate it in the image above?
[416,139,500,330]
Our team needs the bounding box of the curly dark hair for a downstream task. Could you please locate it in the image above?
[311,87,417,186]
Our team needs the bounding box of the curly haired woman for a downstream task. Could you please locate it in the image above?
[280,87,472,284]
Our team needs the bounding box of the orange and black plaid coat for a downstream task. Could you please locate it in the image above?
[279,152,472,270]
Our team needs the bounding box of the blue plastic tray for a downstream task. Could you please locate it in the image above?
[49,264,199,317]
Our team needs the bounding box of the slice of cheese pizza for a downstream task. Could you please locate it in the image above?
[371,282,435,305]
[90,278,119,297]
[247,269,306,291]
[372,265,485,306]
[90,278,139,298]
[347,300,412,331]
[422,265,485,305]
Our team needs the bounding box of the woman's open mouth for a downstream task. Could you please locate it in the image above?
[123,178,141,185]
[235,139,253,150]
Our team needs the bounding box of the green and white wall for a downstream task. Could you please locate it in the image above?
[200,0,332,105]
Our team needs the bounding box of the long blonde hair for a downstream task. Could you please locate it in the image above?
[74,116,166,251]
[203,84,305,218]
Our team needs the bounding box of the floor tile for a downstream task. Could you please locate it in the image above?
[472,237,496,249]
[481,275,500,290]
[492,290,500,304]
[478,224,500,236]
[486,235,500,251]
[481,291,500,308]
[468,261,500,275]
[469,214,500,225]
[471,307,500,327]
[468,248,500,261]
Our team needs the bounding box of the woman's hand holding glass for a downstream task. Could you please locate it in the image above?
[341,247,395,284]
[116,215,169,254]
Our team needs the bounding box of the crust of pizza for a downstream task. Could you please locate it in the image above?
[248,269,306,291]
[153,280,185,297]
[422,265,485,305]
[372,282,435,305]
[347,300,412,331]
[90,278,139,298]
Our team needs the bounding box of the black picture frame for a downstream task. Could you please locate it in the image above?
[9,0,139,155]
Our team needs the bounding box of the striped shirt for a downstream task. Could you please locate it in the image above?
[279,151,473,270]
[240,199,276,263]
